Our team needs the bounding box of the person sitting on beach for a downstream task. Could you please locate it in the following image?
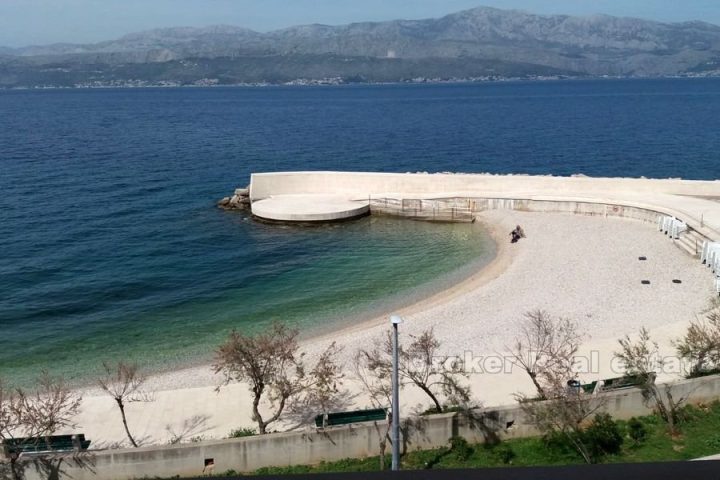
[510,225,525,243]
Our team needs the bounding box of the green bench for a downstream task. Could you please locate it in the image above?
[580,381,598,394]
[601,373,656,391]
[315,408,388,428]
[2,434,91,456]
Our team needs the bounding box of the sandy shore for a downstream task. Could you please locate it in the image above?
[74,210,716,446]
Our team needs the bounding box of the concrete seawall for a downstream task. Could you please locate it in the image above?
[248,172,720,241]
[8,375,720,479]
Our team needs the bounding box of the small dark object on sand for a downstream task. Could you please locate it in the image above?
[672,279,682,284]
[639,256,647,261]
[510,225,526,244]
[641,280,651,285]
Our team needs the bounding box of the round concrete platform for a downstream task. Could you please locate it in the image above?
[251,195,370,222]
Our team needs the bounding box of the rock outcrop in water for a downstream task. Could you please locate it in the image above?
[218,187,250,210]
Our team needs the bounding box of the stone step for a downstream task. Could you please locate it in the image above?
[679,235,700,253]
[686,229,707,242]
[674,236,699,257]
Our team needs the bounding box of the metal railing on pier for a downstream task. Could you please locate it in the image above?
[368,197,475,223]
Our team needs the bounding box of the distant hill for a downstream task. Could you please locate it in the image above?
[2,6,720,88]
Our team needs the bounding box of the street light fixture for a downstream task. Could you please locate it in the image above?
[390,314,403,471]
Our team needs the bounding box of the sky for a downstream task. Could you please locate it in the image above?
[0,0,719,48]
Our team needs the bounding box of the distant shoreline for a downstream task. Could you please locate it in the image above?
[3,74,720,91]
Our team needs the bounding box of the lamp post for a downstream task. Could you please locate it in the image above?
[390,314,403,471]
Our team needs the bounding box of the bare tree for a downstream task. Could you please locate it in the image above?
[0,379,21,442]
[616,328,687,434]
[0,380,21,480]
[286,342,353,426]
[674,307,720,376]
[213,322,343,434]
[507,310,582,400]
[0,373,82,480]
[357,328,471,414]
[14,372,82,444]
[519,383,606,464]
[97,362,152,448]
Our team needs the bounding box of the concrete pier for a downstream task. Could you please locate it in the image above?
[247,171,720,240]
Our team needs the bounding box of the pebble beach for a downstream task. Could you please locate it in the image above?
[72,210,716,445]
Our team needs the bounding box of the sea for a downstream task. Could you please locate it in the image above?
[1,78,719,386]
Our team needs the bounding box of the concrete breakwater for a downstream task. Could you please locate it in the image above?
[221,171,720,240]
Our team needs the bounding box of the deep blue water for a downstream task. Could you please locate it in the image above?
[1,78,720,385]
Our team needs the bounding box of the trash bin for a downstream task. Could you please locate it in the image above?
[566,379,582,396]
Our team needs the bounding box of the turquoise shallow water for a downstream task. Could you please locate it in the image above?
[0,209,493,386]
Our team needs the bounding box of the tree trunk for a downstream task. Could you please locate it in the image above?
[374,422,388,470]
[648,385,678,434]
[418,383,443,413]
[528,371,546,399]
[116,398,138,448]
[566,431,592,464]
[378,439,386,470]
[10,456,21,480]
[252,393,268,434]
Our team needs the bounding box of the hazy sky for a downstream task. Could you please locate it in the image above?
[1,0,719,47]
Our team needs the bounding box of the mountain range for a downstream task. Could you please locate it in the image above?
[2,6,720,88]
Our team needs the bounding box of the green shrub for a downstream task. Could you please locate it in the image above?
[627,417,647,445]
[255,464,312,475]
[584,413,624,458]
[542,414,623,463]
[492,443,516,464]
[448,436,473,461]
[542,431,579,457]
[705,434,720,450]
[229,427,257,438]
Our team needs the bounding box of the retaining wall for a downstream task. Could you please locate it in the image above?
[7,375,720,480]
